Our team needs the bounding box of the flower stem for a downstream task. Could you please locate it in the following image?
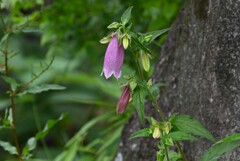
[176,141,187,161]
[164,145,170,161]
[134,52,187,161]
[146,89,166,121]
[135,55,166,121]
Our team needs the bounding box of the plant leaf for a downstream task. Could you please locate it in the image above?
[129,32,152,54]
[54,112,114,161]
[0,140,18,155]
[129,128,152,140]
[200,140,240,161]
[23,113,67,155]
[171,115,215,141]
[22,27,42,33]
[166,131,198,141]
[20,84,66,95]
[121,6,133,25]
[2,76,20,90]
[216,133,240,144]
[132,87,146,126]
[144,28,170,43]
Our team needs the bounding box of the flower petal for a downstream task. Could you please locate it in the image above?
[102,36,124,79]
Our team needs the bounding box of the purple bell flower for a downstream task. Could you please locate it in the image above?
[117,85,131,114]
[102,36,124,79]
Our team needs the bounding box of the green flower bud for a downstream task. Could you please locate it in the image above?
[144,35,153,43]
[100,36,111,44]
[147,79,152,87]
[151,117,158,126]
[129,80,137,91]
[123,36,129,49]
[107,22,120,29]
[141,50,150,72]
[153,127,161,139]
[164,122,172,134]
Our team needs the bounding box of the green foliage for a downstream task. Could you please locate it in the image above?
[163,151,181,161]
[200,133,240,161]
[129,128,152,140]
[121,6,134,25]
[129,31,152,54]
[23,113,66,158]
[171,115,215,141]
[54,111,126,161]
[2,76,19,91]
[0,140,17,155]
[132,86,146,126]
[166,131,198,141]
[0,0,184,160]
[19,84,66,95]
[143,28,170,44]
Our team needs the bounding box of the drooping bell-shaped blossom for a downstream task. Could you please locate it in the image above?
[117,85,131,114]
[102,36,124,79]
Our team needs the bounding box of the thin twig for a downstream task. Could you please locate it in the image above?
[14,57,55,95]
[10,96,22,161]
[1,10,22,160]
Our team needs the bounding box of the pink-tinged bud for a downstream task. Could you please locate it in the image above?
[117,86,131,114]
[101,36,124,79]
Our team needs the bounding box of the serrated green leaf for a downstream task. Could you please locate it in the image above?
[144,28,170,43]
[2,76,20,90]
[129,128,152,140]
[133,87,146,126]
[121,6,133,25]
[200,140,240,161]
[0,140,17,155]
[20,84,66,95]
[172,115,215,141]
[166,131,198,141]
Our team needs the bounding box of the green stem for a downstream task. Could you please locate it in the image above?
[146,89,166,121]
[176,141,187,161]
[135,56,166,121]
[164,145,170,161]
[135,54,145,81]
[134,51,187,161]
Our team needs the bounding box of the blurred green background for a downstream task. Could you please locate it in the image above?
[0,0,183,160]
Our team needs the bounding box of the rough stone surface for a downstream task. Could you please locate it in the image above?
[116,0,240,160]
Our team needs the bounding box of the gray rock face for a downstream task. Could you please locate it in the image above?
[116,0,240,160]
